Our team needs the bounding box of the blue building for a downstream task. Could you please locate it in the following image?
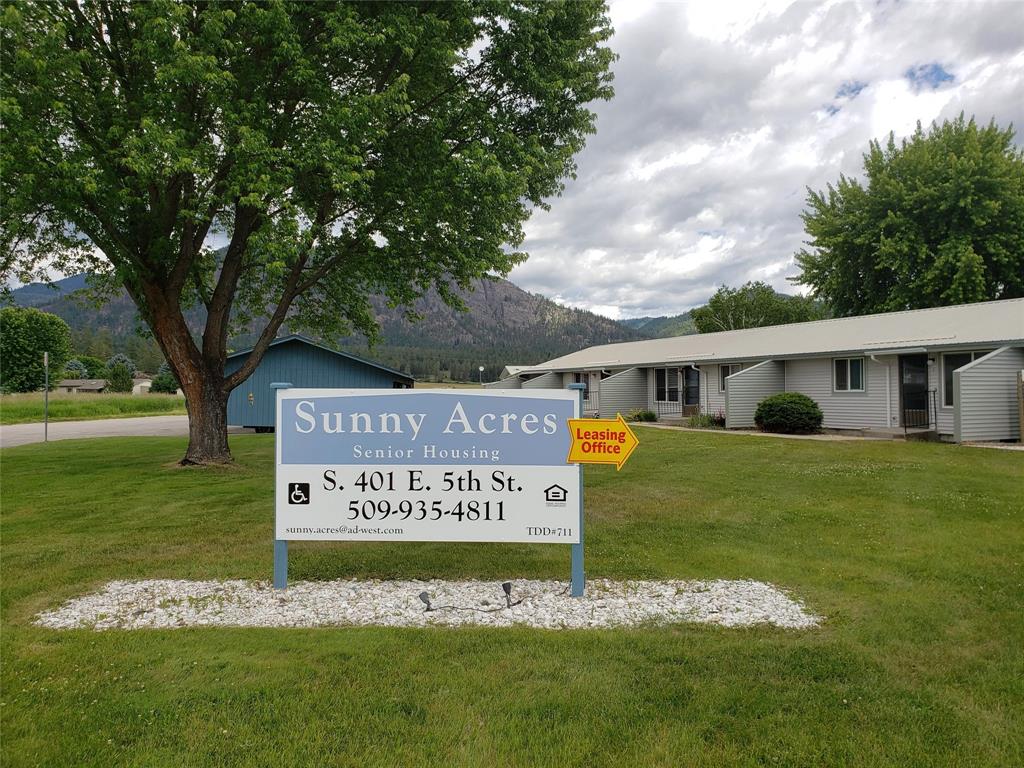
[225,335,414,430]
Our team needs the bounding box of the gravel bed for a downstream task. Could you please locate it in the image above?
[35,578,819,631]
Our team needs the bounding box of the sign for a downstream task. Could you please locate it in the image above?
[275,389,581,544]
[566,413,639,470]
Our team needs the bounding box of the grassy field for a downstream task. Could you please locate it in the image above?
[0,392,186,425]
[1,431,1022,766]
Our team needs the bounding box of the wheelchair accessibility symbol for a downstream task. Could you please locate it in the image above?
[288,483,310,505]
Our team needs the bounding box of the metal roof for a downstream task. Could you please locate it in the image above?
[521,298,1024,373]
[226,334,414,381]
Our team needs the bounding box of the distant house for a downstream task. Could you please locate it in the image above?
[225,335,415,431]
[491,299,1024,443]
[57,379,107,394]
[132,377,153,395]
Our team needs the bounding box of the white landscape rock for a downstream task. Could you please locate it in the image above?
[35,578,819,631]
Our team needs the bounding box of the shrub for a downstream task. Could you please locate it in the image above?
[688,409,726,429]
[0,306,72,392]
[64,358,88,378]
[150,362,180,394]
[75,355,108,378]
[627,409,657,422]
[106,362,135,393]
[754,392,823,434]
[105,353,137,376]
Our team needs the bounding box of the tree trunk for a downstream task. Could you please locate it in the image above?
[181,379,232,465]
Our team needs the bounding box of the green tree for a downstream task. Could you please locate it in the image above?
[0,306,71,392]
[150,361,180,394]
[64,358,88,378]
[106,362,134,393]
[690,282,829,333]
[795,116,1024,315]
[1,1,614,463]
[105,353,137,376]
[73,355,108,378]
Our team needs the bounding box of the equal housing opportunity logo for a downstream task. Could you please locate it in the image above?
[544,484,568,506]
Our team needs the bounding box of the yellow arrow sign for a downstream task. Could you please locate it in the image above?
[566,413,640,471]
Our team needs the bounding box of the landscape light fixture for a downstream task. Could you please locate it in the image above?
[501,581,521,608]
[418,591,432,612]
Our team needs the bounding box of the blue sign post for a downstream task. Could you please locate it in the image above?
[568,383,585,597]
[271,381,293,589]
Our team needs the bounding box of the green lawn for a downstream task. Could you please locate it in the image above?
[1,431,1022,767]
[0,392,186,425]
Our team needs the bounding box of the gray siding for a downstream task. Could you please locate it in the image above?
[521,371,563,389]
[784,356,889,429]
[597,368,648,419]
[725,360,785,428]
[483,376,522,389]
[704,363,748,414]
[954,346,1024,442]
[930,357,952,434]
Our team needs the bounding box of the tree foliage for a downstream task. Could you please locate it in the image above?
[0,306,71,391]
[64,358,87,378]
[1,1,614,462]
[105,353,137,376]
[72,354,108,378]
[106,362,134,393]
[690,282,828,333]
[150,361,180,394]
[795,116,1024,315]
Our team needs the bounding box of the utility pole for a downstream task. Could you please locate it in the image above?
[43,351,49,442]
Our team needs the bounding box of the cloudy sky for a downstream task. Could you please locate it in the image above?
[509,0,1024,319]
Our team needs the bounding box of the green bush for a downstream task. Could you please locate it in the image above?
[64,359,88,378]
[627,409,657,422]
[754,392,823,434]
[106,363,134,393]
[0,306,71,392]
[106,353,137,376]
[150,362,179,394]
[75,355,108,378]
[688,409,726,429]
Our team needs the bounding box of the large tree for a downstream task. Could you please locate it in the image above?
[0,306,71,392]
[1,1,614,463]
[690,281,828,333]
[794,115,1024,316]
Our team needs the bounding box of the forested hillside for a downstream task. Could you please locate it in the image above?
[9,275,645,381]
[619,312,697,337]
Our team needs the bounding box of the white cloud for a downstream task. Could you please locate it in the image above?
[510,0,1024,318]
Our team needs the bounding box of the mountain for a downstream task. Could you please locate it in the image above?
[619,312,697,338]
[8,274,647,381]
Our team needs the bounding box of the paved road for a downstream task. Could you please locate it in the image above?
[1,415,249,449]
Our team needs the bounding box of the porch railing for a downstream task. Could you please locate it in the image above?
[903,389,938,436]
[654,399,682,418]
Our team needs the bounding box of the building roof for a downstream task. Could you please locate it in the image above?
[59,379,107,390]
[226,334,414,381]
[521,298,1024,373]
[500,365,529,377]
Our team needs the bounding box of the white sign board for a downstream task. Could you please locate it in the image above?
[275,389,581,543]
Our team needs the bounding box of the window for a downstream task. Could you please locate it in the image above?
[833,358,864,391]
[683,366,700,406]
[573,372,589,401]
[719,364,741,392]
[942,350,994,406]
[655,368,679,402]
